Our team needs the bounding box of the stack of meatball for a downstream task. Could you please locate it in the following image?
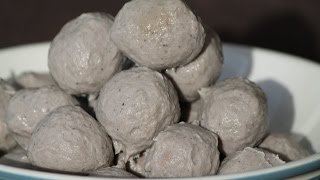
[0,0,310,178]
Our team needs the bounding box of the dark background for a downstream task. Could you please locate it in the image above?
[1,0,320,63]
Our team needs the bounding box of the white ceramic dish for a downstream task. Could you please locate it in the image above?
[0,42,319,179]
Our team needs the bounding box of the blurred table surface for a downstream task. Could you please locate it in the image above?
[1,0,319,63]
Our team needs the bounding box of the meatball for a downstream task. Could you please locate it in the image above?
[6,85,78,150]
[259,133,310,161]
[15,72,55,88]
[199,77,268,155]
[48,13,124,95]
[0,146,31,169]
[96,67,180,161]
[111,0,205,70]
[144,123,220,178]
[90,166,136,178]
[0,80,16,152]
[28,106,114,173]
[165,30,223,102]
[218,147,285,175]
[128,150,148,177]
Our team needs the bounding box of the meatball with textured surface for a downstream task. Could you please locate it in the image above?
[28,106,114,173]
[144,123,220,178]
[15,72,55,89]
[111,0,205,70]
[0,80,16,152]
[218,147,285,174]
[48,13,124,95]
[96,67,180,161]
[90,166,137,177]
[165,30,223,102]
[6,85,78,150]
[199,77,268,155]
[259,133,310,161]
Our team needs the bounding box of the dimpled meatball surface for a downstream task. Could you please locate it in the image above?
[90,166,137,178]
[259,133,310,161]
[28,106,114,173]
[111,0,205,70]
[15,72,55,89]
[96,67,180,161]
[48,12,124,95]
[199,77,268,155]
[0,80,16,151]
[144,123,220,178]
[6,85,78,150]
[218,147,285,175]
[165,31,223,102]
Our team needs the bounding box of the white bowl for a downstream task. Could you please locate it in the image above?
[0,42,319,179]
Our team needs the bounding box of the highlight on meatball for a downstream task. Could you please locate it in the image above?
[144,123,220,178]
[96,67,180,161]
[0,80,17,152]
[6,85,78,150]
[111,0,206,70]
[165,30,223,102]
[28,106,114,173]
[218,147,285,175]
[48,12,124,95]
[259,133,311,161]
[90,166,137,178]
[199,77,268,155]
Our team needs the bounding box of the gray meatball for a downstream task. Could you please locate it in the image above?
[28,106,114,173]
[96,67,180,161]
[0,80,16,152]
[165,31,223,102]
[218,147,285,175]
[128,150,148,177]
[144,123,220,178]
[259,133,310,161]
[199,77,268,155]
[90,166,137,178]
[111,0,205,70]
[6,85,78,150]
[48,13,124,95]
[0,146,31,169]
[15,72,55,88]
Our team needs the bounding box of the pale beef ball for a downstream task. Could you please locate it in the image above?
[111,0,206,70]
[6,85,78,150]
[96,67,180,161]
[90,166,137,178]
[128,150,148,177]
[48,13,124,95]
[165,31,223,102]
[0,80,16,152]
[199,77,268,155]
[259,133,310,161]
[15,72,55,88]
[28,106,114,173]
[218,147,285,175]
[144,123,220,178]
[0,146,31,169]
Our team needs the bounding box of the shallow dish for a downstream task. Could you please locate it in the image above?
[0,42,319,179]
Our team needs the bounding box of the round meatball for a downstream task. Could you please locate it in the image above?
[0,80,16,151]
[128,150,148,177]
[90,167,136,178]
[96,67,180,161]
[111,0,205,70]
[0,146,31,169]
[259,133,310,161]
[144,123,220,178]
[218,147,285,175]
[199,77,268,155]
[6,85,78,150]
[165,30,223,102]
[28,106,114,173]
[48,12,124,95]
[15,72,55,88]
